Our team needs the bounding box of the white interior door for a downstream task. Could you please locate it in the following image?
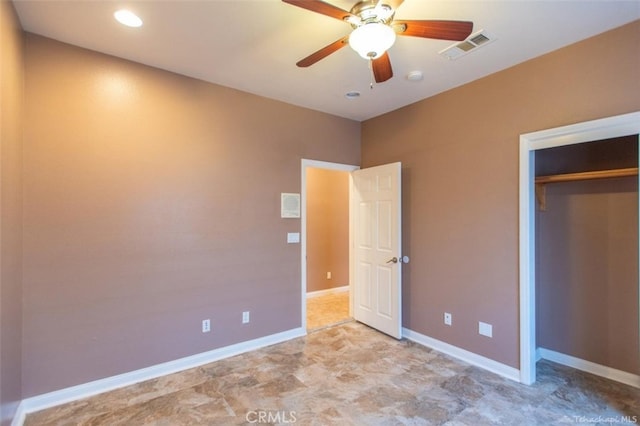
[352,162,402,339]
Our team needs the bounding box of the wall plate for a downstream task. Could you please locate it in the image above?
[281,193,300,218]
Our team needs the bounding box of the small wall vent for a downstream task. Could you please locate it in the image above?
[439,30,496,60]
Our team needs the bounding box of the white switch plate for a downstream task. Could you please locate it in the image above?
[326,272,332,280]
[202,319,211,333]
[287,232,300,243]
[242,311,250,324]
[444,312,452,326]
[479,321,493,337]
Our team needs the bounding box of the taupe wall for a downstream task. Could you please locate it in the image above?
[22,34,360,397]
[306,168,349,293]
[537,176,638,374]
[0,0,24,424]
[361,20,640,368]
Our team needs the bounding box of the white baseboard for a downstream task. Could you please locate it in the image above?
[402,328,520,382]
[9,401,26,426]
[306,285,349,299]
[537,347,640,389]
[17,327,305,423]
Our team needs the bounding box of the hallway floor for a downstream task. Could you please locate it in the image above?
[306,290,350,331]
[25,321,639,425]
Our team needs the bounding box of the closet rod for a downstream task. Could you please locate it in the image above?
[535,167,638,184]
[535,167,638,211]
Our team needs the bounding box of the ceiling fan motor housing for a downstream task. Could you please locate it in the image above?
[347,1,396,27]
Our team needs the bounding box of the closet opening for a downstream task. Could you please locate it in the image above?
[518,111,640,386]
[535,136,639,386]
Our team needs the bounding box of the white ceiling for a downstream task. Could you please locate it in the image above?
[13,0,640,121]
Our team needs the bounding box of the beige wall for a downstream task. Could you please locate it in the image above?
[22,34,360,397]
[0,0,24,424]
[361,20,640,368]
[306,168,350,293]
[537,176,638,374]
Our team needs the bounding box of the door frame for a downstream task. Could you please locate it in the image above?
[300,159,359,331]
[518,111,640,385]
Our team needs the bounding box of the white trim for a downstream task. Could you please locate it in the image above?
[19,327,305,417]
[535,348,543,362]
[402,327,520,382]
[9,401,26,426]
[518,135,537,385]
[519,111,640,386]
[349,172,355,319]
[300,160,359,331]
[306,285,349,299]
[538,347,640,389]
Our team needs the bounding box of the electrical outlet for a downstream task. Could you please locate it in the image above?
[242,311,250,324]
[444,312,452,326]
[479,321,493,337]
[202,319,211,333]
[326,272,332,280]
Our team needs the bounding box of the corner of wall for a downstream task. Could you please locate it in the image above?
[0,0,25,425]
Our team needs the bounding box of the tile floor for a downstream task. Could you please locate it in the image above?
[25,321,639,425]
[306,291,350,331]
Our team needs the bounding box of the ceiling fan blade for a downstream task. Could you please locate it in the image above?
[372,52,393,83]
[296,35,349,67]
[283,0,356,22]
[394,20,473,41]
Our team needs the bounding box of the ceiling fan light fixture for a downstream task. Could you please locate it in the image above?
[348,22,396,60]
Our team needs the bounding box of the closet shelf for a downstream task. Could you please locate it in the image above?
[535,167,638,184]
[535,167,638,211]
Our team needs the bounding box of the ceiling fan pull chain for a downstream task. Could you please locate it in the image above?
[369,59,374,89]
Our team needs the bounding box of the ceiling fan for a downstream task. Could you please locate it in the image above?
[282,0,473,83]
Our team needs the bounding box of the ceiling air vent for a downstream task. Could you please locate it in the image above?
[439,30,496,60]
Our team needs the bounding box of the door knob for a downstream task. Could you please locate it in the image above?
[386,257,398,264]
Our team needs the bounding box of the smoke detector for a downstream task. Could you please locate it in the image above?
[406,71,424,81]
[439,30,496,60]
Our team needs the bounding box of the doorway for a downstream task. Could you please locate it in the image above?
[301,160,358,331]
[518,111,640,385]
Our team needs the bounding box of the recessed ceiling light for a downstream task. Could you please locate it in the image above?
[114,10,143,28]
[406,71,424,82]
[345,91,361,100]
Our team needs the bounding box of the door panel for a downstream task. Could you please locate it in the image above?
[377,266,392,318]
[352,162,402,339]
[359,261,372,309]
[358,202,373,249]
[378,201,392,250]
